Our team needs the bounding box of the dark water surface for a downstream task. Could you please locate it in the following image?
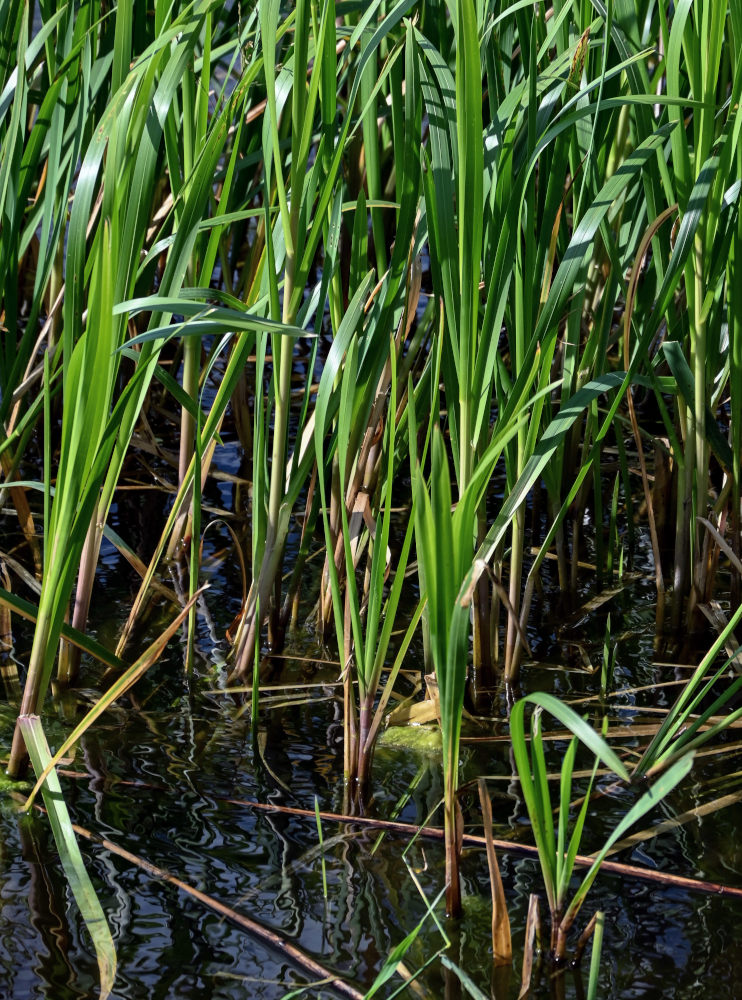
[3,539,742,999]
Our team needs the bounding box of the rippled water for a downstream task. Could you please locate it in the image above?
[3,531,742,998]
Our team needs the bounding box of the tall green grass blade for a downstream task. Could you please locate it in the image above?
[511,693,629,779]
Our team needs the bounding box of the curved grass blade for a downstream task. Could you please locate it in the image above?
[511,692,629,780]
[563,754,694,927]
[363,888,446,999]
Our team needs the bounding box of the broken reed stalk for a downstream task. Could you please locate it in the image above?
[572,911,599,967]
[519,894,541,1000]
[478,777,512,966]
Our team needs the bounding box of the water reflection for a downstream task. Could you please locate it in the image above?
[2,584,742,998]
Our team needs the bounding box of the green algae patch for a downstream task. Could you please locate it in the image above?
[378,725,442,755]
[0,771,33,817]
[0,772,33,795]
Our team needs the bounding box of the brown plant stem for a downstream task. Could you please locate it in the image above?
[58,514,100,685]
[218,796,742,903]
[37,812,365,1000]
[571,911,598,967]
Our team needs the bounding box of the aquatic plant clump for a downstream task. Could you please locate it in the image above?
[2,0,742,997]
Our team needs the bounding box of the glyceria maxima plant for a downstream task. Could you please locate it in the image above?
[510,692,693,963]
[227,0,423,678]
[3,3,742,994]
[6,9,208,773]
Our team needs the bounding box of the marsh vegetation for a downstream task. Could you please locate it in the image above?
[2,0,742,996]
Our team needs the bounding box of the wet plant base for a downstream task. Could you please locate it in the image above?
[4,1,742,996]
[3,568,742,1000]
